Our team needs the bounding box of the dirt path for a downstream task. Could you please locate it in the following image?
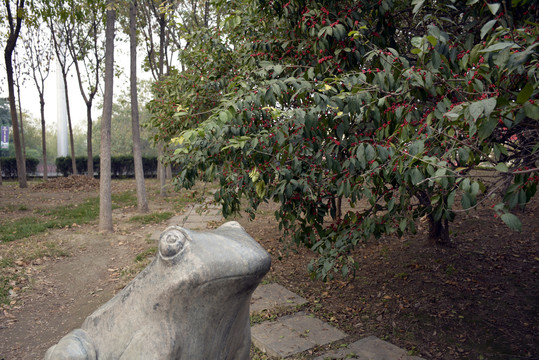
[0,179,171,360]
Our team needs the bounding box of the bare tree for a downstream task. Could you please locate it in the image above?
[139,0,178,196]
[65,2,106,177]
[2,0,27,188]
[130,0,149,212]
[22,24,52,181]
[99,0,116,232]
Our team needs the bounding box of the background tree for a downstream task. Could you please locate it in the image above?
[99,0,116,232]
[139,0,182,196]
[12,48,27,162]
[129,0,149,212]
[150,0,538,279]
[2,0,27,188]
[65,0,106,177]
[22,22,52,181]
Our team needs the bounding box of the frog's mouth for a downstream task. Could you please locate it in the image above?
[156,224,271,286]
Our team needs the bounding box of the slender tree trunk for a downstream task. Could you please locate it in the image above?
[130,0,149,213]
[62,74,77,175]
[416,190,451,245]
[16,82,26,161]
[427,215,450,245]
[39,94,47,181]
[4,50,26,188]
[87,104,93,177]
[99,0,116,232]
[158,143,166,196]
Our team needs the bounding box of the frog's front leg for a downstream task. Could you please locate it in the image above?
[44,329,96,360]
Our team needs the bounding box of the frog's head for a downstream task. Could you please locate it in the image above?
[155,221,270,293]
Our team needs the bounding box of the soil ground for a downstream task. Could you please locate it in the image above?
[0,177,537,360]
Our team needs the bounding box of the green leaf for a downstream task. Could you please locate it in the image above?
[410,168,424,185]
[447,190,456,208]
[516,82,533,104]
[524,103,539,120]
[399,219,407,232]
[478,117,498,140]
[307,67,315,80]
[409,140,424,156]
[412,0,425,14]
[495,163,508,172]
[500,213,522,231]
[487,3,501,15]
[219,111,229,123]
[481,19,497,39]
[461,192,474,210]
[482,98,497,118]
[365,144,376,161]
[469,101,484,120]
[480,42,517,53]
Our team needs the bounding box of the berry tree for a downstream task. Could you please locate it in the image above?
[149,0,538,279]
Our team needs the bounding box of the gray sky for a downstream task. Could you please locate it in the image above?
[0,38,152,132]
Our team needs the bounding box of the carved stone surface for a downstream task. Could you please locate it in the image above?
[45,221,271,360]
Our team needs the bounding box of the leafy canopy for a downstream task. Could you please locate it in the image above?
[148,0,538,279]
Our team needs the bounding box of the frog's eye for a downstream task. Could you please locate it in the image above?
[159,228,188,259]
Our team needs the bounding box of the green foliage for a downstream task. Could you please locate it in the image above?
[93,89,158,158]
[0,157,39,178]
[55,155,158,178]
[149,0,538,279]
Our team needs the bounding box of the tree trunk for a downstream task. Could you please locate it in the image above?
[40,94,48,181]
[427,215,450,246]
[3,5,27,189]
[87,104,93,177]
[416,190,451,246]
[158,143,166,196]
[62,73,77,175]
[130,0,149,213]
[16,80,26,162]
[99,0,116,232]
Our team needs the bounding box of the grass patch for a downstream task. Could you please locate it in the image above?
[0,271,18,305]
[30,242,69,260]
[0,191,139,243]
[112,191,137,208]
[129,211,174,225]
[135,246,157,263]
[119,246,157,285]
[0,204,30,213]
[38,197,100,223]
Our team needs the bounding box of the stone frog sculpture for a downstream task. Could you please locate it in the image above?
[45,221,271,360]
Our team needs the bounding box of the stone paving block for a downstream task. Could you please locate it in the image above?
[251,313,347,358]
[251,283,308,313]
[313,336,424,360]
